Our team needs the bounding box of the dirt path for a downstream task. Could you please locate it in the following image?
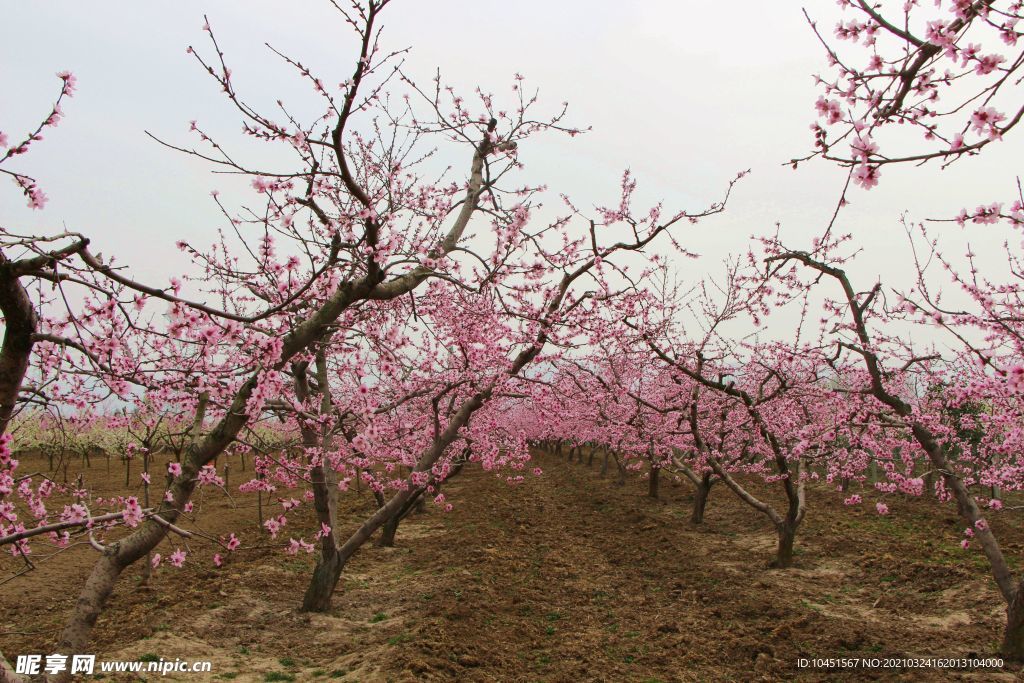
[2,450,1021,681]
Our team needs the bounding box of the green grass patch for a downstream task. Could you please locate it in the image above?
[264,673,295,682]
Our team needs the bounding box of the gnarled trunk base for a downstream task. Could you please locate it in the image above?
[770,523,797,569]
[691,481,710,524]
[376,516,399,548]
[648,465,660,499]
[1001,589,1024,660]
[301,554,345,613]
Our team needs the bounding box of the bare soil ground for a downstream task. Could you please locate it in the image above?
[3,450,1024,682]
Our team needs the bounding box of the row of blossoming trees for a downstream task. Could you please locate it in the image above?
[0,2,737,679]
[524,0,1024,657]
[2,0,1024,680]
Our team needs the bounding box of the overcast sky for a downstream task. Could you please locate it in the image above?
[1,1,1015,338]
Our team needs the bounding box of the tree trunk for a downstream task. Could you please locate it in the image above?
[294,347,349,608]
[50,392,211,682]
[1002,586,1024,659]
[647,464,660,499]
[690,474,712,524]
[301,368,500,612]
[705,453,803,569]
[379,486,430,547]
[256,482,264,530]
[51,515,174,681]
[376,515,399,548]
[2,650,24,683]
[301,485,419,612]
[772,522,797,569]
[140,452,152,585]
[301,551,344,613]
[923,469,935,498]
[0,260,37,437]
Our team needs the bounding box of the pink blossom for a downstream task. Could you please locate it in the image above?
[57,70,77,96]
[197,464,223,487]
[122,496,143,528]
[852,164,880,190]
[26,184,48,210]
[850,135,878,162]
[875,502,889,515]
[286,538,315,555]
[60,504,88,524]
[168,462,182,477]
[815,96,842,124]
[1007,365,1024,392]
[264,517,281,538]
[974,54,1005,75]
[169,548,186,567]
[925,20,956,48]
[971,202,1002,224]
[970,107,1006,139]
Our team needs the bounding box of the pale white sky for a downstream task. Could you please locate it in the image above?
[1,1,1015,335]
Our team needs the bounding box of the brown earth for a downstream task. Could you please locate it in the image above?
[2,449,1024,682]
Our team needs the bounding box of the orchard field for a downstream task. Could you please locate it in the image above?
[4,1,1024,682]
[3,446,1021,682]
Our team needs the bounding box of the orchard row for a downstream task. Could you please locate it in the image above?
[2,2,1024,681]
